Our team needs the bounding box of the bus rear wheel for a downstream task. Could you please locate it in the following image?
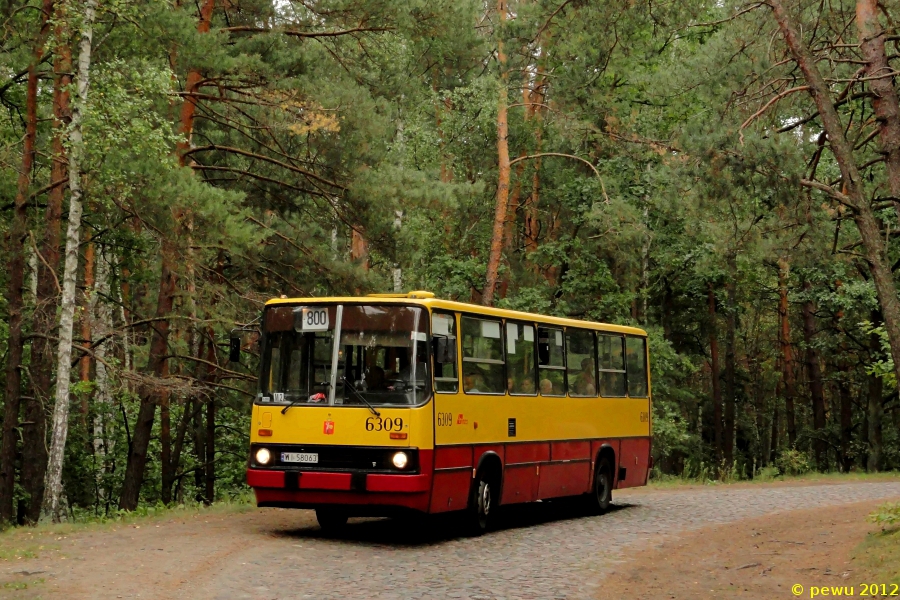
[315,507,348,532]
[586,456,613,515]
[465,469,495,535]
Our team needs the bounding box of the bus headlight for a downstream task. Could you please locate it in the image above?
[255,447,272,465]
[391,451,409,470]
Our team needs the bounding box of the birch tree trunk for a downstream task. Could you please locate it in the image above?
[482,0,510,306]
[43,0,97,520]
[92,249,113,493]
[23,3,73,523]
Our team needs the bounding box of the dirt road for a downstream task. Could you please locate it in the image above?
[2,481,898,600]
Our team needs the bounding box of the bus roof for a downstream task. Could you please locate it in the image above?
[264,292,647,337]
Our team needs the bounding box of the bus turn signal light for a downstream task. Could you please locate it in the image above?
[258,428,273,437]
[390,432,408,440]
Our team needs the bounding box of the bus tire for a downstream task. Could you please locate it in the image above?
[586,456,613,515]
[315,507,348,532]
[466,468,496,535]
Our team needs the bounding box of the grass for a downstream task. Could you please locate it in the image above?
[2,578,44,591]
[853,506,900,586]
[0,492,256,559]
[648,469,900,489]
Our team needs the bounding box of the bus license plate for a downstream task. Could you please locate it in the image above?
[281,452,318,464]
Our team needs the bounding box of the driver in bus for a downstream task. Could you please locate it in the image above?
[364,365,386,391]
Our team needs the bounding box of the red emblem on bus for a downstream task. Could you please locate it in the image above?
[323,421,335,435]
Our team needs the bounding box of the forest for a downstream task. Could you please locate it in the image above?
[0,0,899,524]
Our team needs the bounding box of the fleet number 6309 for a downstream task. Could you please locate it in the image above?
[365,416,403,432]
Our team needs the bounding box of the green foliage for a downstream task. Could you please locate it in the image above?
[776,450,813,477]
[868,502,900,526]
[4,0,900,525]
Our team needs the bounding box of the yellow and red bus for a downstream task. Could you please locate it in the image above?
[243,292,651,533]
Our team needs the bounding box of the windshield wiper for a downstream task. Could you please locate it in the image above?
[341,376,381,417]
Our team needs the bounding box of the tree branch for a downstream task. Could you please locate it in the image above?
[509,152,610,203]
[183,144,346,190]
[739,86,810,143]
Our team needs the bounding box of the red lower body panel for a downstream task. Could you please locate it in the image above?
[248,437,650,514]
[617,437,651,488]
[254,488,430,512]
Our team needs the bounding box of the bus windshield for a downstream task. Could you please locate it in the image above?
[258,304,429,407]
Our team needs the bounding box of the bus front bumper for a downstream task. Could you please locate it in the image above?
[246,468,431,493]
[247,468,433,513]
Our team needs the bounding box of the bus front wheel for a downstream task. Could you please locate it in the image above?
[586,456,613,514]
[315,507,348,532]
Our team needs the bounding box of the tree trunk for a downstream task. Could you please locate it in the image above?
[0,0,54,524]
[771,0,900,397]
[118,252,176,510]
[43,0,96,520]
[638,204,651,324]
[856,0,900,218]
[169,397,192,503]
[204,331,217,503]
[838,370,853,472]
[119,0,214,512]
[24,19,72,522]
[160,393,172,505]
[482,0,510,306]
[769,388,780,464]
[867,313,884,472]
[350,229,369,270]
[79,239,95,387]
[205,397,215,503]
[867,371,883,473]
[801,281,827,471]
[778,258,798,446]
[709,285,723,466]
[723,258,737,467]
[192,395,206,497]
[92,248,112,501]
[524,46,545,257]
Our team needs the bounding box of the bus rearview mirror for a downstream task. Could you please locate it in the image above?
[229,336,241,362]
[434,337,456,363]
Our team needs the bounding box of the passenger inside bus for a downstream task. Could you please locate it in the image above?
[539,378,554,395]
[464,372,486,393]
[571,358,596,396]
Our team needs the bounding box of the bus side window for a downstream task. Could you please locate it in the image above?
[598,334,626,397]
[461,316,505,394]
[506,322,536,395]
[626,336,649,397]
[537,327,565,397]
[432,313,458,393]
[566,329,597,397]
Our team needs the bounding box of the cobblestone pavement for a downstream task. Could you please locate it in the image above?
[195,482,900,600]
